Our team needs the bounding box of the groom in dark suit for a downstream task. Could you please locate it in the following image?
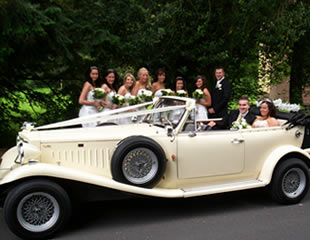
[208,67,232,118]
[208,96,256,129]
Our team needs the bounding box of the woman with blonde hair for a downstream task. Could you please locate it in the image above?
[118,73,136,97]
[131,67,151,96]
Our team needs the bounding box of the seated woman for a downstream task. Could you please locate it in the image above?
[252,99,280,128]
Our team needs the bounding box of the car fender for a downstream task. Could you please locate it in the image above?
[258,145,310,184]
[0,163,184,198]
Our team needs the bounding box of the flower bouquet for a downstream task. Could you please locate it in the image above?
[231,118,250,130]
[161,89,174,96]
[112,94,125,106]
[138,89,153,102]
[93,88,107,100]
[192,89,204,99]
[175,90,187,97]
[127,95,141,106]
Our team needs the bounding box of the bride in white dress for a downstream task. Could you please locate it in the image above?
[194,75,212,121]
[78,66,103,128]
[118,73,136,124]
[252,100,280,128]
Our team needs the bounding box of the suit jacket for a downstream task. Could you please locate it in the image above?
[215,110,256,129]
[209,78,232,118]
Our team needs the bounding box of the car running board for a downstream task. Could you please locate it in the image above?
[182,180,266,198]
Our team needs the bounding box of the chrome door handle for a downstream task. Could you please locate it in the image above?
[231,138,244,144]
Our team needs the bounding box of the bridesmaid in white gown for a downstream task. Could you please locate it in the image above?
[118,73,136,124]
[131,67,151,96]
[151,68,166,97]
[101,69,119,123]
[78,66,103,128]
[194,75,212,121]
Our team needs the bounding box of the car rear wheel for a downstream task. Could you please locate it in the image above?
[270,158,309,204]
[4,179,71,240]
[111,136,167,188]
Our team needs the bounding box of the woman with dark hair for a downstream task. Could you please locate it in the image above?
[151,68,166,96]
[78,66,102,127]
[102,69,118,110]
[194,75,211,121]
[174,76,188,96]
[252,99,280,127]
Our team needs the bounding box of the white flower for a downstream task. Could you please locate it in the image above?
[176,90,187,97]
[231,118,250,130]
[192,89,204,99]
[161,89,173,96]
[93,88,107,99]
[138,89,153,102]
[112,94,125,106]
[216,82,222,90]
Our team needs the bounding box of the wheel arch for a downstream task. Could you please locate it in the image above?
[258,145,310,185]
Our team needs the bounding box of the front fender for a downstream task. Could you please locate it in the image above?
[0,163,184,198]
[258,145,310,184]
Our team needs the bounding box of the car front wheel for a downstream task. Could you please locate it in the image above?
[111,136,167,188]
[270,158,309,204]
[4,179,71,240]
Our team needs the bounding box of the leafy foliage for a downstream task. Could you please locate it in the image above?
[1,0,310,147]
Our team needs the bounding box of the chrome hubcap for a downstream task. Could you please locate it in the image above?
[17,192,60,232]
[122,147,159,184]
[282,168,306,198]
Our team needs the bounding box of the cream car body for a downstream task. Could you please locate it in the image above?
[1,96,310,239]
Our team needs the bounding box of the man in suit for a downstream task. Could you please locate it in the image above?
[208,96,256,129]
[208,67,232,118]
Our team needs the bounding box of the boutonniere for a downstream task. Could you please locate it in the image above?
[216,82,222,90]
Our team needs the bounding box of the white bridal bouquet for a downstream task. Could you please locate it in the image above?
[112,94,125,106]
[127,95,141,106]
[231,118,250,130]
[192,89,204,99]
[93,88,107,99]
[138,89,153,102]
[161,89,174,96]
[175,90,187,97]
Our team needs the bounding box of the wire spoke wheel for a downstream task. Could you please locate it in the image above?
[17,192,60,232]
[282,168,306,198]
[122,147,159,184]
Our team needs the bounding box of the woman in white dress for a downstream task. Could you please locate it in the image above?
[174,76,188,96]
[101,69,119,124]
[194,75,211,121]
[118,73,136,124]
[252,100,280,128]
[78,66,103,128]
[151,68,166,97]
[131,67,151,96]
[101,69,118,110]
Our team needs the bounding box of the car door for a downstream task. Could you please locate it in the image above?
[177,130,245,179]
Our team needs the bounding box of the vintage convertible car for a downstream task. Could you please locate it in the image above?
[1,96,310,239]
